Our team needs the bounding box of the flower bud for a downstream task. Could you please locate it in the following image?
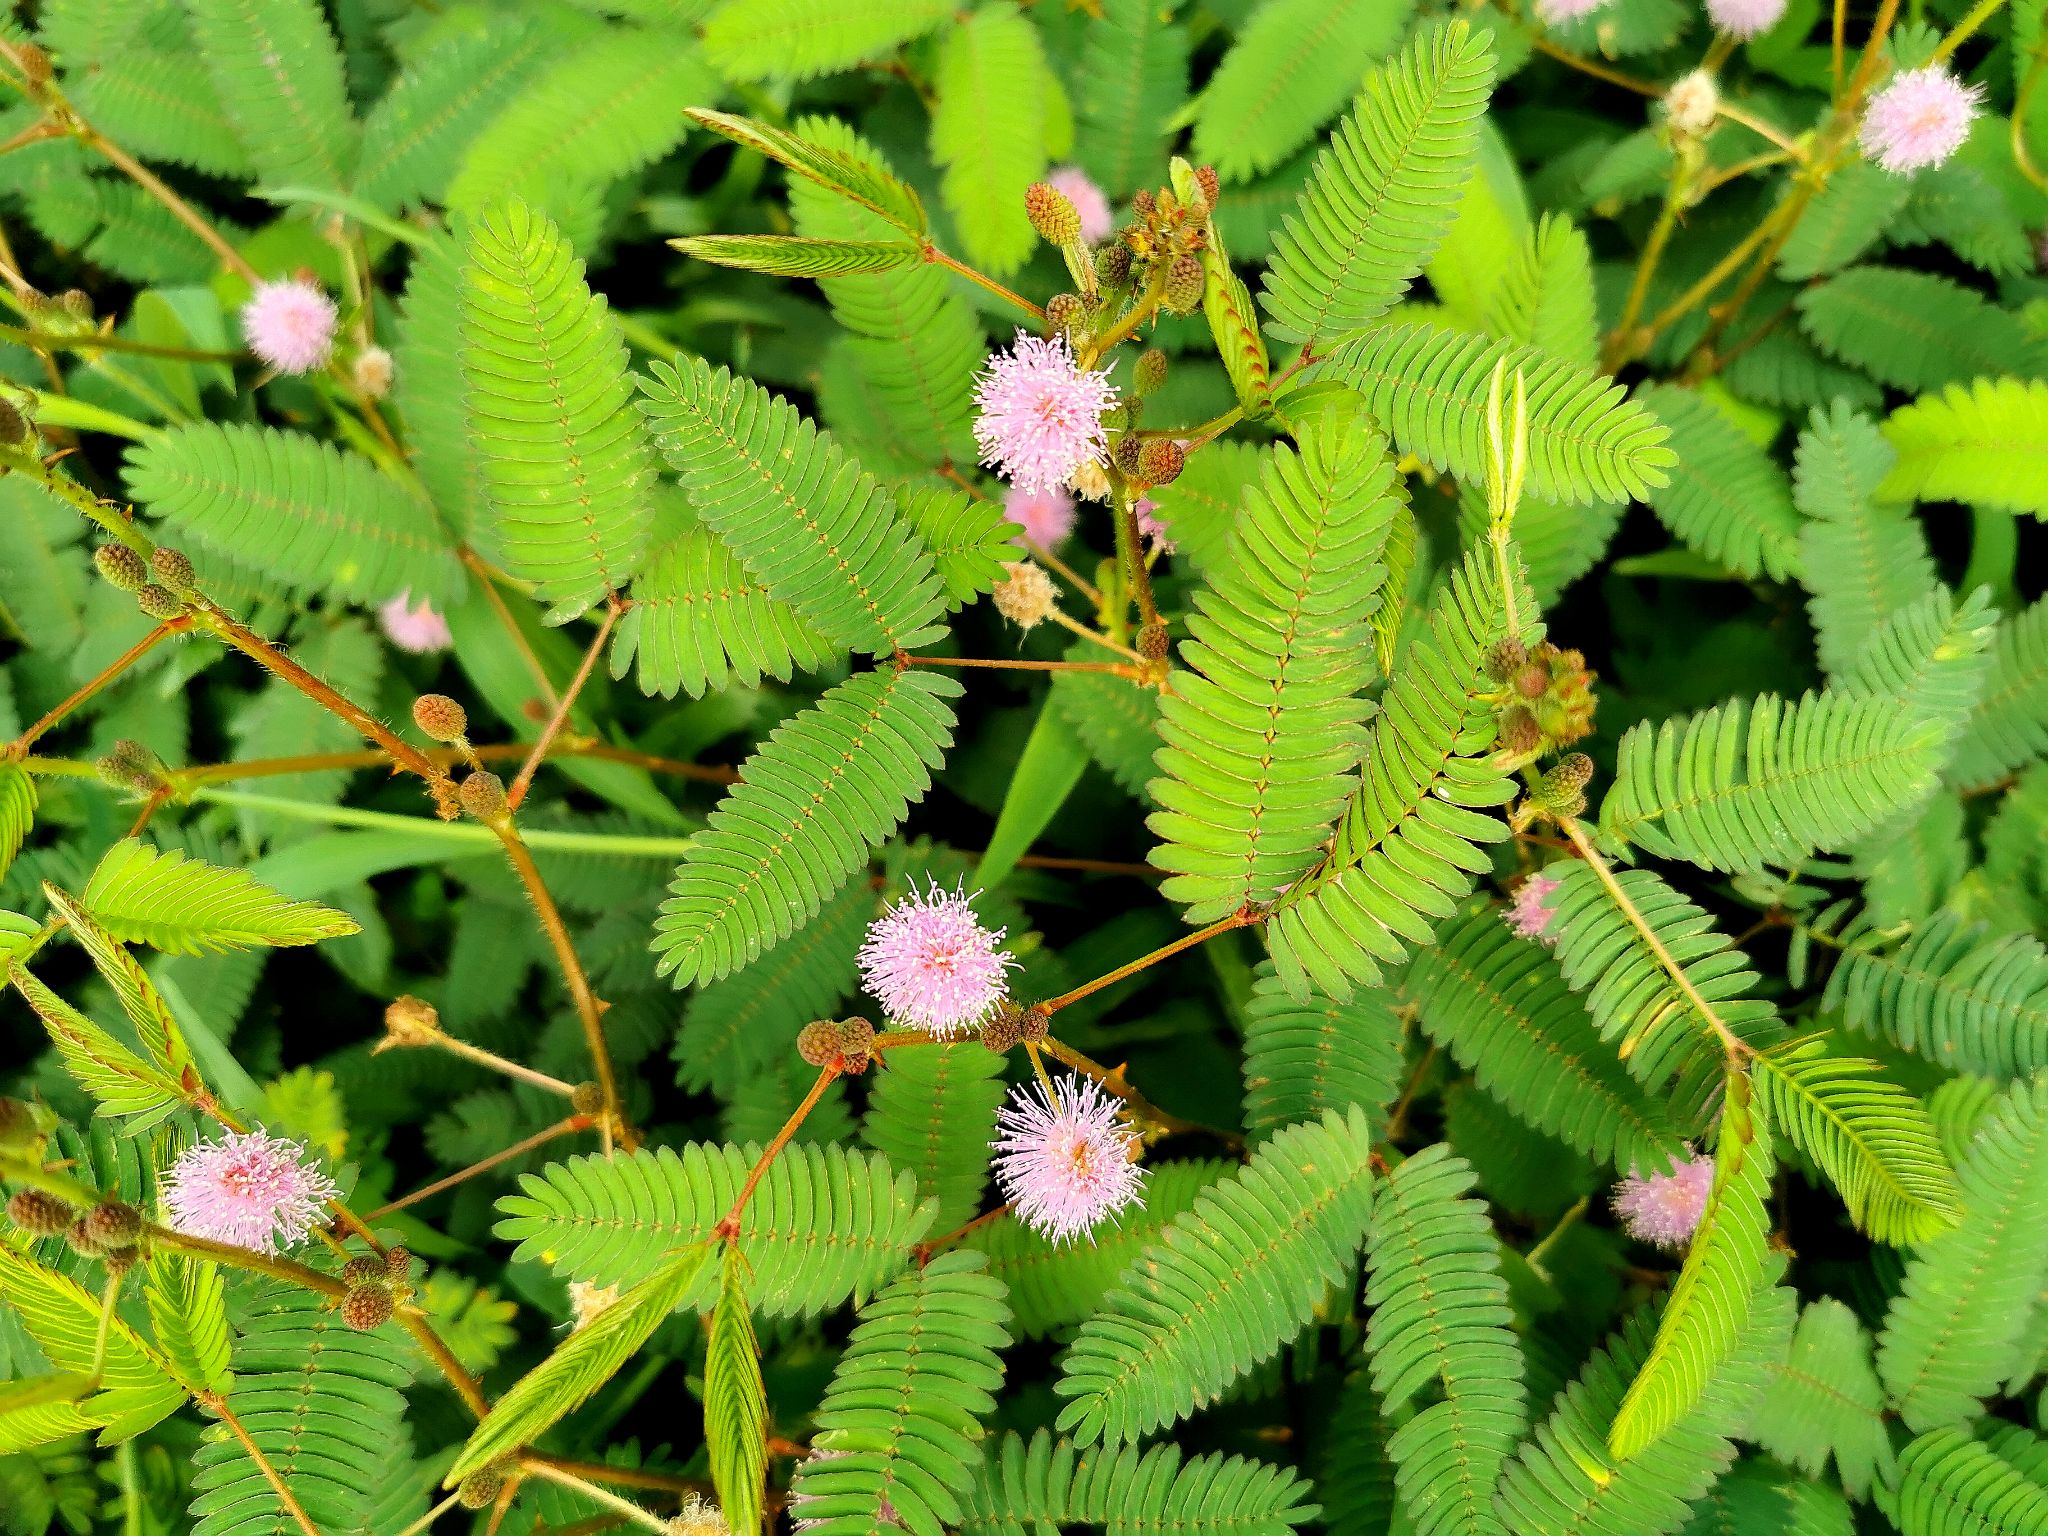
[1015,1004,1050,1043]
[1534,753,1594,818]
[95,739,168,795]
[1025,182,1082,246]
[1484,638,1528,681]
[570,1081,604,1116]
[1095,243,1132,287]
[836,1018,875,1073]
[385,1245,413,1283]
[85,1200,142,1249]
[0,395,30,446]
[149,546,195,593]
[1514,662,1550,700]
[797,1020,843,1067]
[7,1188,74,1238]
[1044,292,1085,342]
[0,1097,43,1151]
[979,1007,1023,1053]
[457,1467,506,1511]
[341,1282,394,1331]
[341,1256,385,1287]
[992,562,1056,630]
[1137,438,1184,486]
[1130,189,1156,220]
[94,543,148,592]
[57,289,90,322]
[458,771,507,822]
[1497,705,1543,754]
[1112,433,1146,476]
[12,43,52,86]
[102,1246,140,1278]
[1162,254,1204,315]
[352,346,395,400]
[411,694,468,743]
[1137,621,1171,662]
[1134,348,1168,396]
[135,583,184,619]
[65,1216,107,1256]
[1195,165,1220,209]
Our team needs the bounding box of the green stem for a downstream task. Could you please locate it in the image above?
[187,788,697,858]
[1933,0,2007,60]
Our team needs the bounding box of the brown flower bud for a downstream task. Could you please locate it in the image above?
[102,1246,140,1278]
[457,1467,506,1511]
[992,561,1056,630]
[1514,662,1550,699]
[1195,165,1220,208]
[7,1188,74,1238]
[341,1282,394,1331]
[1137,438,1184,486]
[979,1008,1022,1053]
[1134,348,1168,396]
[1497,705,1543,754]
[836,1018,876,1073]
[570,1081,604,1116]
[135,583,184,619]
[12,43,52,86]
[1095,243,1132,286]
[1112,433,1146,476]
[1130,188,1156,220]
[1015,1004,1050,1043]
[0,395,29,446]
[1025,181,1082,245]
[797,1020,842,1067]
[65,1216,106,1256]
[341,1256,385,1287]
[85,1200,142,1249]
[149,546,195,593]
[385,1246,413,1283]
[1163,255,1204,315]
[457,771,507,822]
[1137,621,1170,663]
[411,693,468,743]
[94,544,148,591]
[95,739,167,795]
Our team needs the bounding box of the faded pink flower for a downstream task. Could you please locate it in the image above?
[993,1074,1147,1245]
[1047,165,1114,245]
[857,880,1016,1037]
[1613,1149,1717,1249]
[1535,0,1615,23]
[973,331,1117,496]
[1134,497,1175,555]
[378,591,452,654]
[1006,484,1078,550]
[163,1129,340,1255]
[240,279,337,375]
[1706,0,1785,36]
[1859,66,1983,174]
[1505,872,1563,944]
[790,1448,900,1531]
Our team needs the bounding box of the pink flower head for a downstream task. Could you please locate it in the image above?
[240,278,338,375]
[992,1073,1147,1245]
[1505,872,1563,944]
[1005,484,1078,550]
[973,331,1117,496]
[1134,497,1175,555]
[378,591,452,654]
[1047,165,1114,245]
[1705,0,1786,36]
[1859,66,1983,174]
[790,1448,900,1531]
[1613,1149,1717,1250]
[1535,0,1616,23]
[857,879,1017,1037]
[162,1129,340,1255]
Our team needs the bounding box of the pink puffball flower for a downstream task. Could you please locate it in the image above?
[1535,0,1615,24]
[974,331,1118,496]
[240,278,338,375]
[378,591,452,654]
[857,880,1017,1037]
[1047,165,1115,245]
[162,1128,340,1255]
[1613,1149,1717,1250]
[1006,484,1078,550]
[1505,871,1564,944]
[791,1448,901,1531]
[1134,497,1176,555]
[1706,0,1786,37]
[1859,66,1983,174]
[992,1073,1147,1245]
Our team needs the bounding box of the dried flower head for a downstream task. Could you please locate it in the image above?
[240,278,338,375]
[1005,484,1077,549]
[992,1074,1147,1245]
[1859,66,1983,174]
[974,331,1118,495]
[666,1495,732,1536]
[791,1448,899,1531]
[1705,0,1785,36]
[993,561,1057,630]
[1134,497,1176,555]
[162,1129,340,1255]
[1665,69,1720,135]
[379,591,453,654]
[568,1279,622,1332]
[352,345,395,399]
[1614,1149,1717,1249]
[1505,871,1564,944]
[857,880,1017,1037]
[1047,165,1115,244]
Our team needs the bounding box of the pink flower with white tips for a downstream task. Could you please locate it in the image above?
[1504,872,1563,944]
[1047,165,1114,245]
[1005,484,1078,550]
[1706,0,1786,37]
[973,331,1117,496]
[1613,1149,1717,1249]
[1859,66,1983,174]
[857,880,1017,1037]
[162,1128,340,1255]
[239,278,338,375]
[1134,497,1176,555]
[992,1073,1147,1245]
[378,591,452,654]
[1535,0,1615,23]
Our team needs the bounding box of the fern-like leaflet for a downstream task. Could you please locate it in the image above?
[1239,959,1404,1141]
[961,1429,1318,1536]
[1824,909,2048,1080]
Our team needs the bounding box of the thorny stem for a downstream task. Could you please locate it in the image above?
[1081,264,1171,367]
[13,740,741,789]
[201,1393,326,1536]
[0,443,150,551]
[1715,103,1805,155]
[1041,911,1254,1014]
[1526,1195,1592,1272]
[3,621,181,755]
[1023,536,1105,607]
[399,1307,490,1418]
[1527,35,1660,95]
[1606,180,1688,371]
[464,549,560,709]
[716,1064,842,1237]
[75,127,260,284]
[1381,1041,1438,1144]
[364,1116,591,1221]
[1933,0,2007,62]
[490,823,634,1154]
[1043,603,1148,664]
[1112,487,1163,639]
[924,245,1046,323]
[507,602,621,813]
[146,1224,348,1299]
[527,1455,715,1501]
[91,1273,119,1379]
[521,1461,669,1535]
[173,787,700,857]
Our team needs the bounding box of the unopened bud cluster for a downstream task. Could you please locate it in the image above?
[338,1244,412,1332]
[1485,638,1597,753]
[96,738,170,797]
[9,1191,146,1274]
[794,1018,876,1073]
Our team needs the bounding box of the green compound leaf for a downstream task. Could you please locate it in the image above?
[961,1429,1319,1536]
[1879,376,2048,517]
[931,4,1054,277]
[701,0,954,84]
[81,839,360,956]
[706,1246,768,1535]
[671,234,923,277]
[1632,384,1803,581]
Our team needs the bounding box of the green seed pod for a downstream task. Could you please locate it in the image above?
[1134,348,1168,396]
[149,546,195,593]
[94,543,148,592]
[457,1467,505,1511]
[1095,243,1132,287]
[1162,254,1204,315]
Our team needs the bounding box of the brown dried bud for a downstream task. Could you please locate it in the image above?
[1044,292,1084,342]
[570,1081,604,1116]
[797,1020,843,1067]
[1094,243,1132,287]
[1130,188,1156,220]
[102,1246,140,1278]
[1134,348,1168,396]
[1497,705,1543,754]
[1137,621,1170,663]
[1484,638,1528,681]
[380,994,441,1050]
[85,1200,141,1249]
[457,1467,506,1511]
[135,583,184,619]
[1163,254,1204,315]
[385,1246,413,1283]
[94,543,148,591]
[836,1018,876,1073]
[992,561,1056,630]
[1195,165,1220,208]
[1025,181,1082,245]
[352,346,395,400]
[1015,1004,1050,1043]
[57,289,90,321]
[7,1188,74,1238]
[1112,433,1146,476]
[341,1282,394,1331]
[342,1256,385,1287]
[979,1008,1022,1054]
[65,1216,106,1256]
[457,771,507,823]
[411,693,468,743]
[149,546,195,593]
[1137,438,1184,486]
[0,395,29,446]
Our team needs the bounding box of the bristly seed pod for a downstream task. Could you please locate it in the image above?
[836,1018,876,1073]
[457,771,507,822]
[411,694,468,743]
[85,1200,142,1249]
[7,1188,74,1238]
[149,546,195,593]
[1137,438,1184,486]
[570,1081,604,1116]
[1015,1004,1050,1042]
[796,1020,842,1067]
[1162,254,1204,315]
[135,583,184,619]
[458,1467,506,1511]
[341,1256,385,1287]
[94,543,148,592]
[1134,348,1168,396]
[341,1282,394,1331]
[1024,182,1082,246]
